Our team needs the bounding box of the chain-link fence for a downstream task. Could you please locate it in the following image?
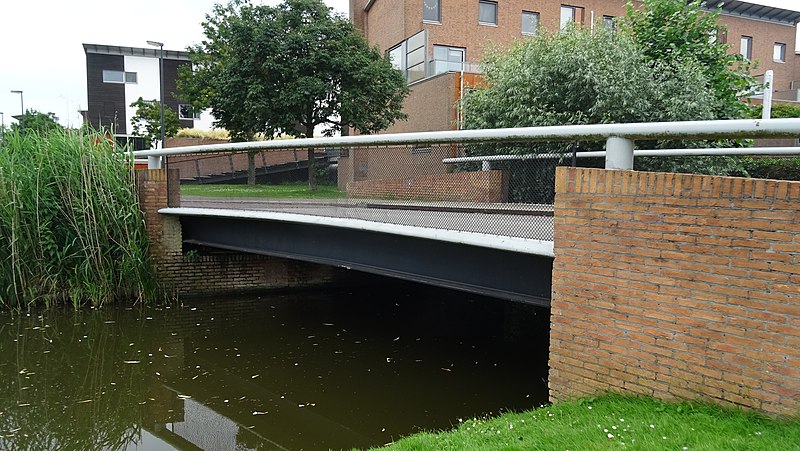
[170,142,588,241]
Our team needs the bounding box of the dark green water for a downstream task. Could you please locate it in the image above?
[0,281,550,450]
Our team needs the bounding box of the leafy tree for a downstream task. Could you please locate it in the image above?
[179,0,409,188]
[623,0,756,119]
[748,103,800,119]
[129,97,180,148]
[11,110,61,135]
[463,27,745,193]
[464,28,718,139]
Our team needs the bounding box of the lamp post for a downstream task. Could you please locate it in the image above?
[147,41,165,169]
[10,90,24,136]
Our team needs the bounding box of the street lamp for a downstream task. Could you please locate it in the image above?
[10,90,24,136]
[10,90,23,116]
[147,40,165,169]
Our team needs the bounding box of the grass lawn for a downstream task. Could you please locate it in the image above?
[180,182,345,199]
[363,394,800,450]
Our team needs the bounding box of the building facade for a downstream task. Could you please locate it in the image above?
[350,0,800,132]
[83,44,214,149]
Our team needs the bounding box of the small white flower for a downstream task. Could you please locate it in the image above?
[662,436,667,440]
[755,431,762,436]
[619,418,625,422]
[604,429,609,433]
[612,426,617,430]
[650,424,655,429]
[608,433,615,439]
[588,406,593,409]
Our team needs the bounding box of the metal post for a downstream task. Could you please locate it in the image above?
[1,112,4,145]
[158,45,165,150]
[762,70,773,119]
[481,160,491,171]
[605,136,634,170]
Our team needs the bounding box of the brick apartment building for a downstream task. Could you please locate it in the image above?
[351,0,800,130]
[338,0,800,186]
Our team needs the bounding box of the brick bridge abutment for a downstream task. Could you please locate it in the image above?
[549,167,799,416]
[135,169,343,298]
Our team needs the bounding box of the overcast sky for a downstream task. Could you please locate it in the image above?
[0,0,797,128]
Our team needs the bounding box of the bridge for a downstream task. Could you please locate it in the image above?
[134,119,800,309]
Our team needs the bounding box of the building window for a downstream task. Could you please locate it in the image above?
[388,42,406,73]
[178,104,201,120]
[406,30,428,82]
[602,15,615,31]
[773,42,786,62]
[740,36,753,60]
[432,45,466,74]
[102,70,137,84]
[478,1,498,25]
[560,5,584,30]
[423,0,440,23]
[522,11,539,35]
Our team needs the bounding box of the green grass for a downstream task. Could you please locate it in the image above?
[181,182,346,199]
[364,394,800,450]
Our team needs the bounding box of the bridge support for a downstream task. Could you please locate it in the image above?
[136,169,342,297]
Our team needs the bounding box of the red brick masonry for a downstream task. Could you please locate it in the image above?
[346,170,509,203]
[549,167,800,416]
[136,169,338,297]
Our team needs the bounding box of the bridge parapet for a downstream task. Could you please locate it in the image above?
[549,167,800,417]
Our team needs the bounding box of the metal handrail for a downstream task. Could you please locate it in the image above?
[134,119,800,170]
[443,147,800,163]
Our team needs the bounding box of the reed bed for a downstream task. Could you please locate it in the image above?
[0,129,157,309]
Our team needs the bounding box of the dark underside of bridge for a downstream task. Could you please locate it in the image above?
[179,216,553,307]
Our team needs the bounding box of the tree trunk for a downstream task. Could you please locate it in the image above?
[247,151,256,186]
[307,148,317,191]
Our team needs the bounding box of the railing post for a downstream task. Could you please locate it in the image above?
[148,156,162,169]
[482,160,491,171]
[605,136,634,170]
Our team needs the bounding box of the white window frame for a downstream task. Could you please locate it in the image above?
[560,5,582,30]
[478,0,498,26]
[102,70,137,84]
[522,11,540,36]
[740,36,753,60]
[178,104,201,120]
[773,42,786,63]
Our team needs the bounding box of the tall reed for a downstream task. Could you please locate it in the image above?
[0,129,157,309]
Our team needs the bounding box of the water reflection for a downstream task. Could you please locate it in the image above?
[0,281,550,450]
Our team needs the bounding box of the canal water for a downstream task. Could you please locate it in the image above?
[0,280,550,450]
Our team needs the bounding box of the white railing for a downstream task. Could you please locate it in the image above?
[444,147,800,170]
[134,118,800,170]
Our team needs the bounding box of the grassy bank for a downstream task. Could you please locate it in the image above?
[365,394,799,450]
[181,182,345,199]
[0,129,156,309]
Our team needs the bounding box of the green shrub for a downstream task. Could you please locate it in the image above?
[744,156,800,181]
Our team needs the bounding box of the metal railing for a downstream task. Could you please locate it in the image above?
[134,119,800,243]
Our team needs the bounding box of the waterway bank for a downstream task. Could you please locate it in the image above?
[365,393,800,450]
[0,279,550,450]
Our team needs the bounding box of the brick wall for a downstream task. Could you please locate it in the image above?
[346,170,509,203]
[136,169,340,297]
[549,167,800,416]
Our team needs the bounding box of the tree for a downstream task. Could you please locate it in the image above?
[465,27,718,138]
[623,0,756,119]
[130,97,180,149]
[179,0,409,188]
[463,27,744,187]
[11,110,61,135]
